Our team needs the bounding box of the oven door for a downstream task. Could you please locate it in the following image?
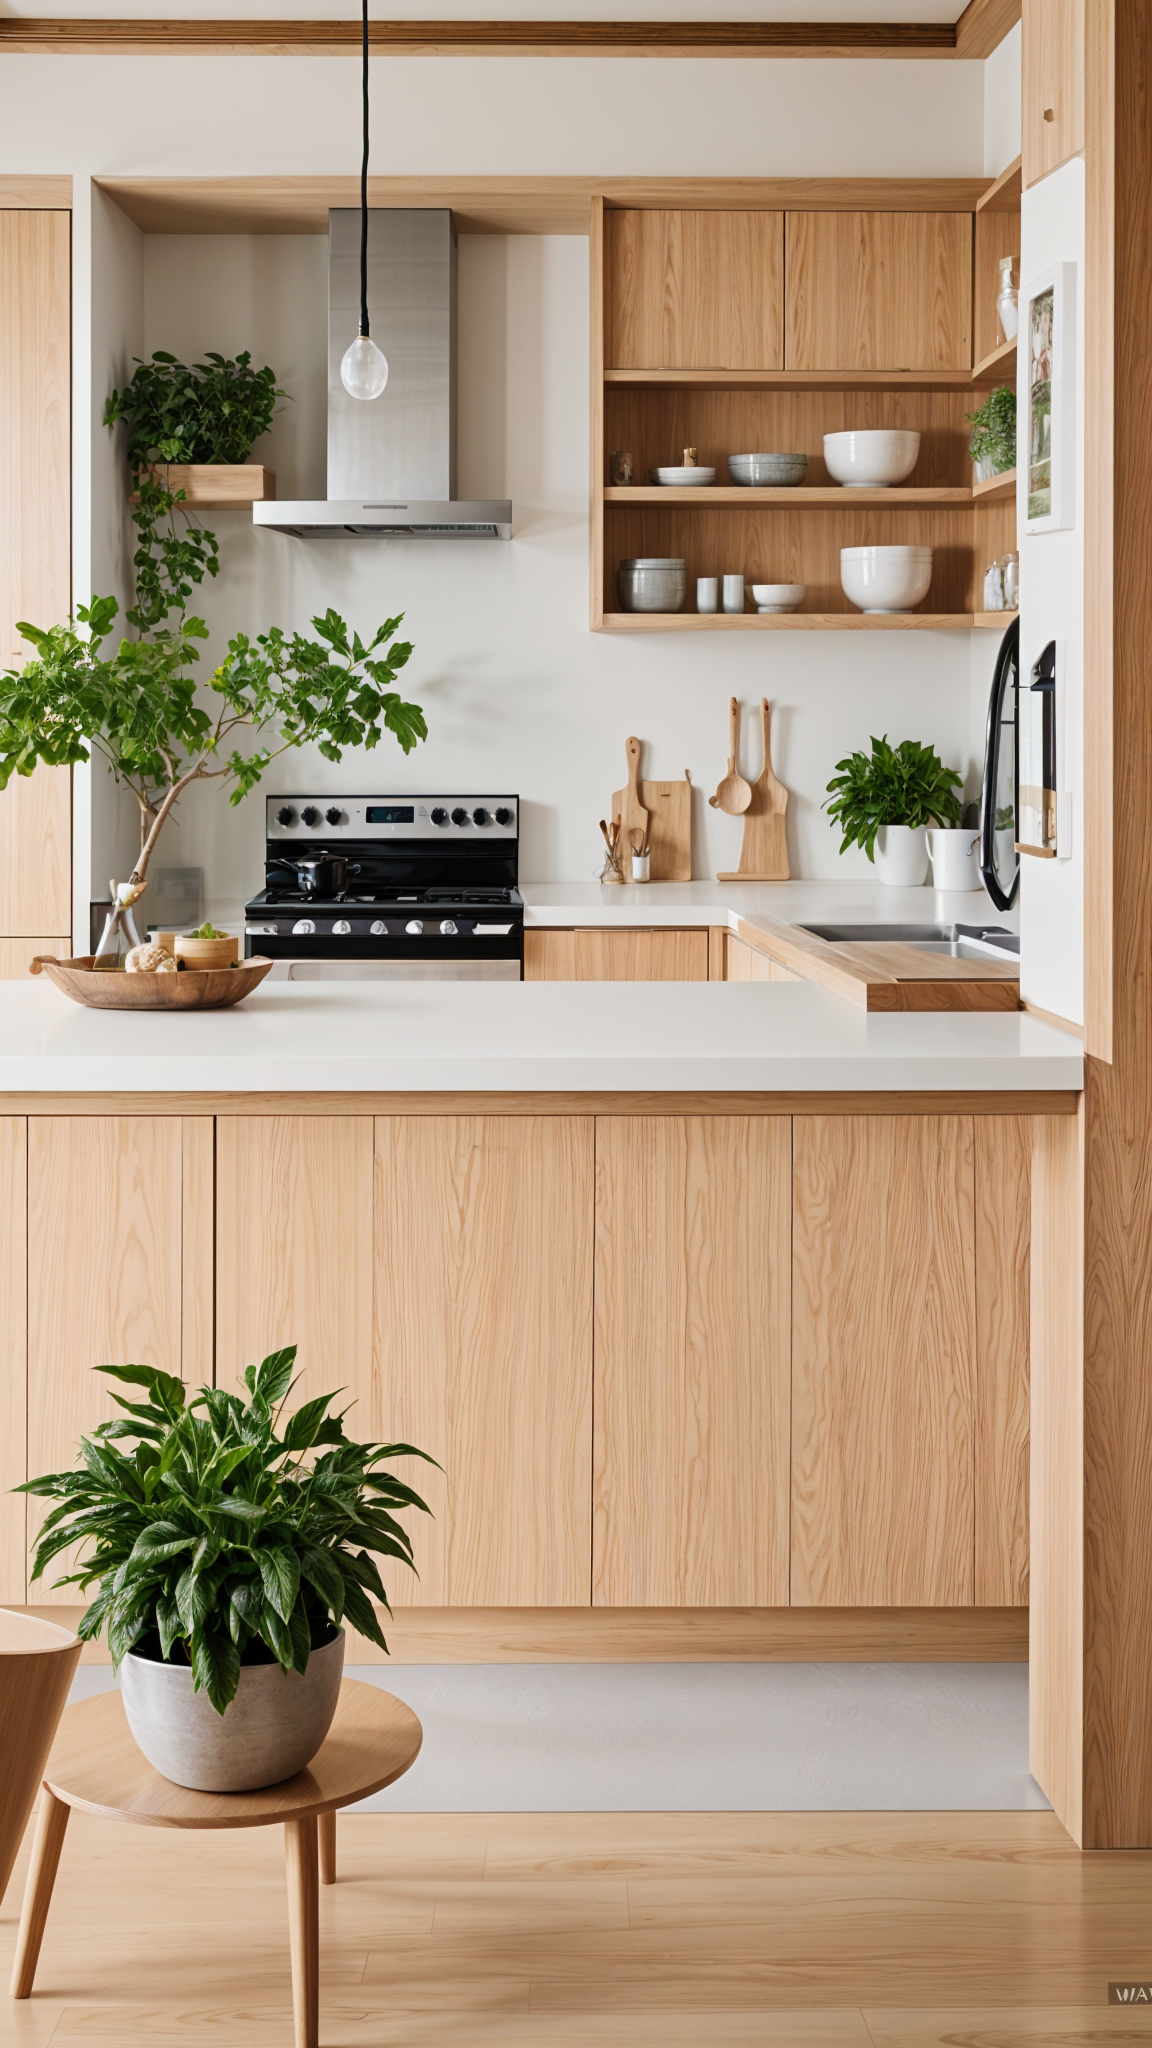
[266,957,522,982]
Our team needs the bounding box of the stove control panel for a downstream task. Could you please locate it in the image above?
[267,795,518,841]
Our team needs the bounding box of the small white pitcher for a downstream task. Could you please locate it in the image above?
[927,826,981,891]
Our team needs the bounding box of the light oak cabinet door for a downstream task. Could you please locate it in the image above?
[724,934,800,983]
[605,209,784,370]
[524,929,709,981]
[374,1116,594,1606]
[593,1116,792,1606]
[1022,0,1085,187]
[0,211,72,944]
[26,1117,213,1601]
[975,1115,1031,1606]
[0,1118,27,1601]
[215,1116,374,1414]
[791,1115,977,1606]
[785,212,973,372]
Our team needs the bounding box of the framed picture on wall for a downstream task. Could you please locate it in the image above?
[1021,262,1076,534]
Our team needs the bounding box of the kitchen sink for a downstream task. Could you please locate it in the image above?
[799,922,1020,962]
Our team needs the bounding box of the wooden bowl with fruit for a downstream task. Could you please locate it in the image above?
[30,925,272,1011]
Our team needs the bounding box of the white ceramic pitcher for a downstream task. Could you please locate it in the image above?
[927,826,981,891]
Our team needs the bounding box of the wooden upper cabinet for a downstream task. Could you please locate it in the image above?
[605,209,784,371]
[785,211,973,371]
[790,1114,977,1607]
[1022,0,1085,187]
[0,211,72,945]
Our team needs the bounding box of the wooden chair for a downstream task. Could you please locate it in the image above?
[0,1610,83,1911]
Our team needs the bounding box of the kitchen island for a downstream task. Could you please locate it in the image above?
[1,974,1079,1665]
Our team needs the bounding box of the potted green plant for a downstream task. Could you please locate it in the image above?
[18,1348,434,1791]
[824,734,963,887]
[966,383,1017,481]
[104,349,285,472]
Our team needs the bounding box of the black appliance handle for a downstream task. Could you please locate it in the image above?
[980,615,1020,914]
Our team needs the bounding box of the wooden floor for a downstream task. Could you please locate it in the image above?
[3,1809,1152,2045]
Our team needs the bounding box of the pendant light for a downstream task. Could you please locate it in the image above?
[340,0,389,400]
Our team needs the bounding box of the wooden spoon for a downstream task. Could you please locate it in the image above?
[711,697,752,814]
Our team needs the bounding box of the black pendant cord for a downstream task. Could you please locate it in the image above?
[358,0,370,337]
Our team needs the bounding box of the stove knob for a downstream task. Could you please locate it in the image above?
[494,806,512,826]
[405,920,424,935]
[440,919,458,936]
[276,805,296,827]
[430,806,449,826]
[451,807,469,826]
[292,919,316,935]
[332,918,351,935]
[301,806,320,827]
[370,919,387,936]
[325,807,343,826]
[472,807,489,826]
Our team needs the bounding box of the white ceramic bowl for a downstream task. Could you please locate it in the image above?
[751,583,806,613]
[823,430,920,488]
[840,545,933,614]
[649,466,716,487]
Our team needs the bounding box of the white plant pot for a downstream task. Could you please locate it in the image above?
[120,1628,345,1791]
[873,824,928,888]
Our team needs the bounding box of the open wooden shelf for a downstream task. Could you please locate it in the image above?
[972,466,1017,502]
[605,367,989,392]
[606,485,975,508]
[972,609,1019,629]
[131,464,276,510]
[972,338,1017,382]
[976,154,1023,214]
[599,612,981,632]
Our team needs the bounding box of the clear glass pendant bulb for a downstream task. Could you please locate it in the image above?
[340,333,389,401]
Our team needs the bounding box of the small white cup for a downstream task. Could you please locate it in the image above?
[927,827,981,891]
[630,853,650,882]
[722,574,745,614]
[696,577,718,614]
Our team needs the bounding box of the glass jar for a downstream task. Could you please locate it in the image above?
[93,881,144,971]
[997,256,1019,343]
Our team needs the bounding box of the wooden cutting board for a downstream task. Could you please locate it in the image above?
[718,698,790,880]
[613,752,692,881]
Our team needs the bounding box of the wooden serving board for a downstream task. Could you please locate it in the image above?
[718,698,789,881]
[612,773,692,881]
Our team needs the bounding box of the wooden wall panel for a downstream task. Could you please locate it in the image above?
[180,1117,215,1391]
[374,1117,594,1607]
[0,1118,27,1602]
[215,1116,374,1415]
[791,1115,977,1606]
[606,210,784,371]
[592,1116,791,1607]
[975,1115,1031,1606]
[1022,0,1086,188]
[27,1119,185,1601]
[524,929,709,981]
[0,211,71,941]
[785,212,973,371]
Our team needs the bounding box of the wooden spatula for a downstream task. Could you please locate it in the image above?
[710,698,753,815]
[718,698,790,880]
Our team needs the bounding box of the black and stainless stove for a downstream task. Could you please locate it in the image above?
[244,794,522,980]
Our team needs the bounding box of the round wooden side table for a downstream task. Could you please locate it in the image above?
[10,1677,423,2048]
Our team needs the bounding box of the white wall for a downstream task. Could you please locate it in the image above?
[1017,157,1085,1026]
[984,21,1022,176]
[3,46,1004,902]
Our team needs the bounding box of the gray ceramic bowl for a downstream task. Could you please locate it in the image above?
[617,558,687,613]
[727,453,808,487]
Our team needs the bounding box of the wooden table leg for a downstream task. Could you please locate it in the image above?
[10,1791,70,1999]
[284,1816,319,2048]
[318,1809,336,1886]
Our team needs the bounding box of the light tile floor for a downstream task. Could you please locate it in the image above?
[70,1661,1049,1812]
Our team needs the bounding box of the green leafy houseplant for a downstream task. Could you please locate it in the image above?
[104,350,285,470]
[825,735,962,863]
[18,1349,435,1714]
[966,383,1017,475]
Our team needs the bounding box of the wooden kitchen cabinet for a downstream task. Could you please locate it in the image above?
[593,1116,792,1606]
[784,212,973,372]
[790,1114,977,1606]
[1022,0,1085,188]
[0,1118,27,1601]
[0,210,72,956]
[605,208,784,371]
[525,928,708,981]
[975,1115,1031,1606]
[25,1116,213,1601]
[374,1116,594,1606]
[724,933,801,983]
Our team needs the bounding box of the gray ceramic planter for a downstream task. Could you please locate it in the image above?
[120,1629,345,1792]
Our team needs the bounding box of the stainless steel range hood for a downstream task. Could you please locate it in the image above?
[255,208,511,540]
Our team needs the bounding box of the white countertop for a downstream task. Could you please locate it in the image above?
[519,877,1021,936]
[0,977,1080,1095]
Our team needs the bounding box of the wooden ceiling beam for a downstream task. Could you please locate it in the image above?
[0,16,967,59]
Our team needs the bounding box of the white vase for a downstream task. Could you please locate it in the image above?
[874,824,928,888]
[120,1628,345,1791]
[927,826,982,892]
